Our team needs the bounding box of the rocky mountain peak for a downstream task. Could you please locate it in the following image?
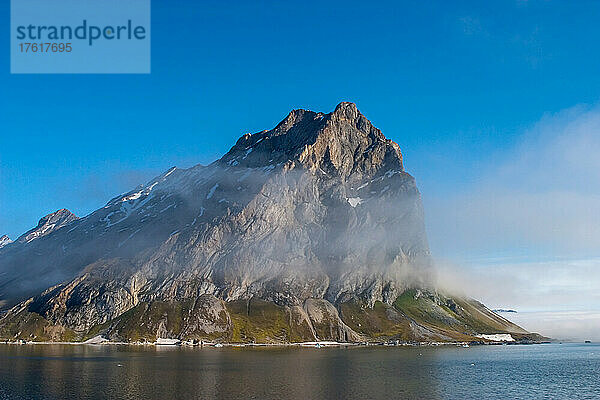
[220,102,403,178]
[17,209,78,244]
[330,101,359,120]
[304,102,403,177]
[0,235,11,249]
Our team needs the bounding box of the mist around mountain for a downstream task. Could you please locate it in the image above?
[0,103,540,343]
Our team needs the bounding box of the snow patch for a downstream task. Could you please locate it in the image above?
[83,335,108,344]
[477,334,515,342]
[163,167,177,178]
[155,338,181,345]
[0,236,13,249]
[121,191,143,202]
[347,197,363,207]
[243,148,253,158]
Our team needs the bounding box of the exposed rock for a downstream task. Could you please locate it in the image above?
[304,298,361,342]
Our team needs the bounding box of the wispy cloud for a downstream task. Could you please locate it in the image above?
[435,258,600,311]
[428,104,600,339]
[434,257,600,340]
[506,311,600,342]
[428,104,600,258]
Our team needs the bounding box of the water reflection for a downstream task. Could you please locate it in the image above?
[1,344,599,400]
[1,345,443,400]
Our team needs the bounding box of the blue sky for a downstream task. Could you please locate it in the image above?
[1,1,600,334]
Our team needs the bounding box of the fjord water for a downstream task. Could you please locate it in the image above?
[0,344,598,400]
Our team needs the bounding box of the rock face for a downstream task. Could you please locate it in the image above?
[0,236,11,249]
[0,102,531,343]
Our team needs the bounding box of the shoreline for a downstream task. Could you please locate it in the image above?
[0,339,552,348]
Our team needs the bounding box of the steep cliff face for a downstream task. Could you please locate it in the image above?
[0,102,529,343]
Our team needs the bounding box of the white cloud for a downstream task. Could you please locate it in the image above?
[434,257,600,340]
[427,105,600,258]
[435,258,600,311]
[504,311,600,342]
[427,105,600,339]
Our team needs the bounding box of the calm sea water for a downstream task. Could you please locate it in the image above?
[0,343,598,400]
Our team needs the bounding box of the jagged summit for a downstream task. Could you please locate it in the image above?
[0,235,11,249]
[220,102,403,178]
[16,209,78,244]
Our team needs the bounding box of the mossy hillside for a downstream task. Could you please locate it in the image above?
[178,295,232,340]
[94,299,233,342]
[100,302,163,342]
[0,310,77,342]
[450,297,521,334]
[95,299,314,343]
[392,290,514,336]
[340,300,413,340]
[393,290,461,329]
[1,292,527,343]
[227,299,302,343]
[83,319,111,341]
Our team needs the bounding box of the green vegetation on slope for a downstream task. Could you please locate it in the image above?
[392,289,523,338]
[226,299,314,343]
[87,297,233,342]
[0,291,531,343]
[0,310,77,342]
[339,300,412,340]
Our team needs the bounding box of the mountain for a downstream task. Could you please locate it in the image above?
[0,236,11,249]
[16,209,79,244]
[0,209,79,308]
[0,102,537,343]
